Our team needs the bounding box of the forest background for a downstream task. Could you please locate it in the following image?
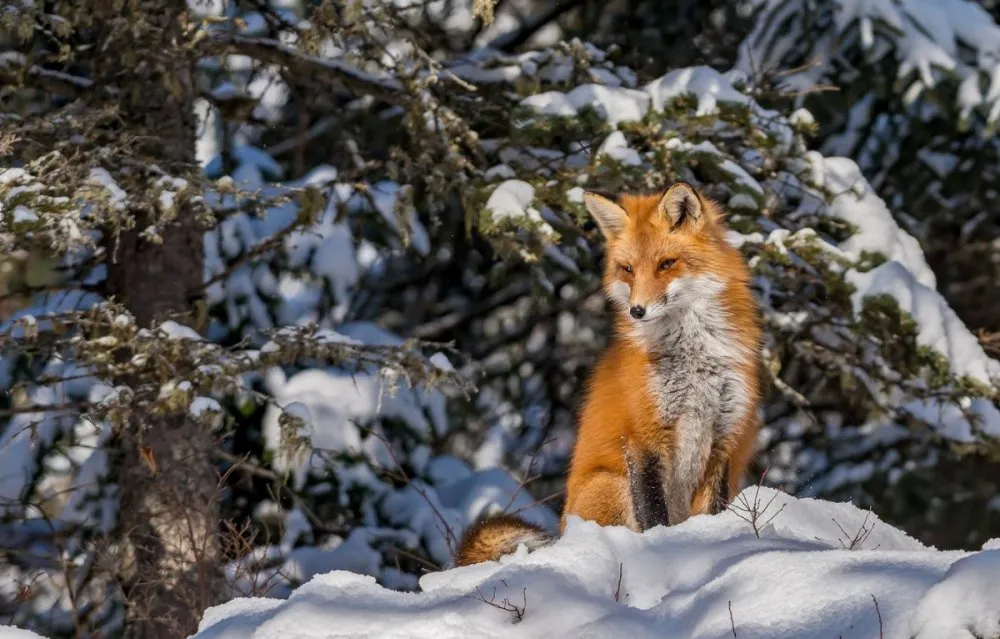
[3,0,1000,636]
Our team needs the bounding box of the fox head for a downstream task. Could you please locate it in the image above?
[583,182,737,325]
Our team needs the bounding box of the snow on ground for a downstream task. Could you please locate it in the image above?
[191,487,1000,639]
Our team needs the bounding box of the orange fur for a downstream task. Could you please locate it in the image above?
[564,184,762,531]
[455,183,763,565]
[453,514,553,566]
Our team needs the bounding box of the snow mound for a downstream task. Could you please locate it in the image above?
[191,487,1000,639]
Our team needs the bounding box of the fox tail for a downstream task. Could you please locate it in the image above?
[454,514,555,566]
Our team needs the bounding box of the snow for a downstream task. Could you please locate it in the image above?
[379,482,465,565]
[0,168,28,185]
[519,84,650,127]
[222,458,553,598]
[596,131,642,167]
[848,261,1000,386]
[190,396,223,417]
[910,551,1000,638]
[157,320,204,341]
[738,0,1000,125]
[484,180,555,236]
[813,155,938,290]
[806,153,1000,391]
[588,67,622,87]
[12,205,38,223]
[192,487,1000,639]
[260,528,414,596]
[8,29,1000,637]
[645,66,750,115]
[0,628,46,639]
[261,365,430,484]
[666,139,764,197]
[246,67,290,123]
[261,322,449,487]
[308,221,359,304]
[434,468,560,534]
[205,146,283,181]
[0,360,95,508]
[425,455,472,485]
[484,164,516,180]
[789,108,815,127]
[429,352,455,372]
[86,167,127,210]
[519,92,577,118]
[201,149,431,332]
[366,181,430,257]
[447,61,523,85]
[209,81,247,101]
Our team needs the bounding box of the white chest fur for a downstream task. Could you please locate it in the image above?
[631,275,750,523]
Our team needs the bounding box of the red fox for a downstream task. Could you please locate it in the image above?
[455,182,763,566]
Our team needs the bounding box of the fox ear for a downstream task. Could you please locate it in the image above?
[658,182,703,229]
[583,191,628,238]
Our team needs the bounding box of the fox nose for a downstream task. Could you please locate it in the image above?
[630,305,646,319]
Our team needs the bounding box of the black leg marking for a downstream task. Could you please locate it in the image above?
[710,460,731,515]
[627,451,669,531]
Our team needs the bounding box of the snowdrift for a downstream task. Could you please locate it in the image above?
[189,487,1000,639]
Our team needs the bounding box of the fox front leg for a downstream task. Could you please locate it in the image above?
[626,449,670,531]
[691,450,730,516]
[711,459,731,514]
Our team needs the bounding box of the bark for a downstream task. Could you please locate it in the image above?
[89,2,222,636]
[116,417,222,639]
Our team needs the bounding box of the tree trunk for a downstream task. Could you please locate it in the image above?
[110,215,220,638]
[92,2,222,636]
[115,416,222,639]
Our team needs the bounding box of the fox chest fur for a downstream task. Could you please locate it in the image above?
[631,279,751,523]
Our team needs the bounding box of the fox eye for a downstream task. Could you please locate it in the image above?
[619,263,633,274]
[658,258,677,271]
